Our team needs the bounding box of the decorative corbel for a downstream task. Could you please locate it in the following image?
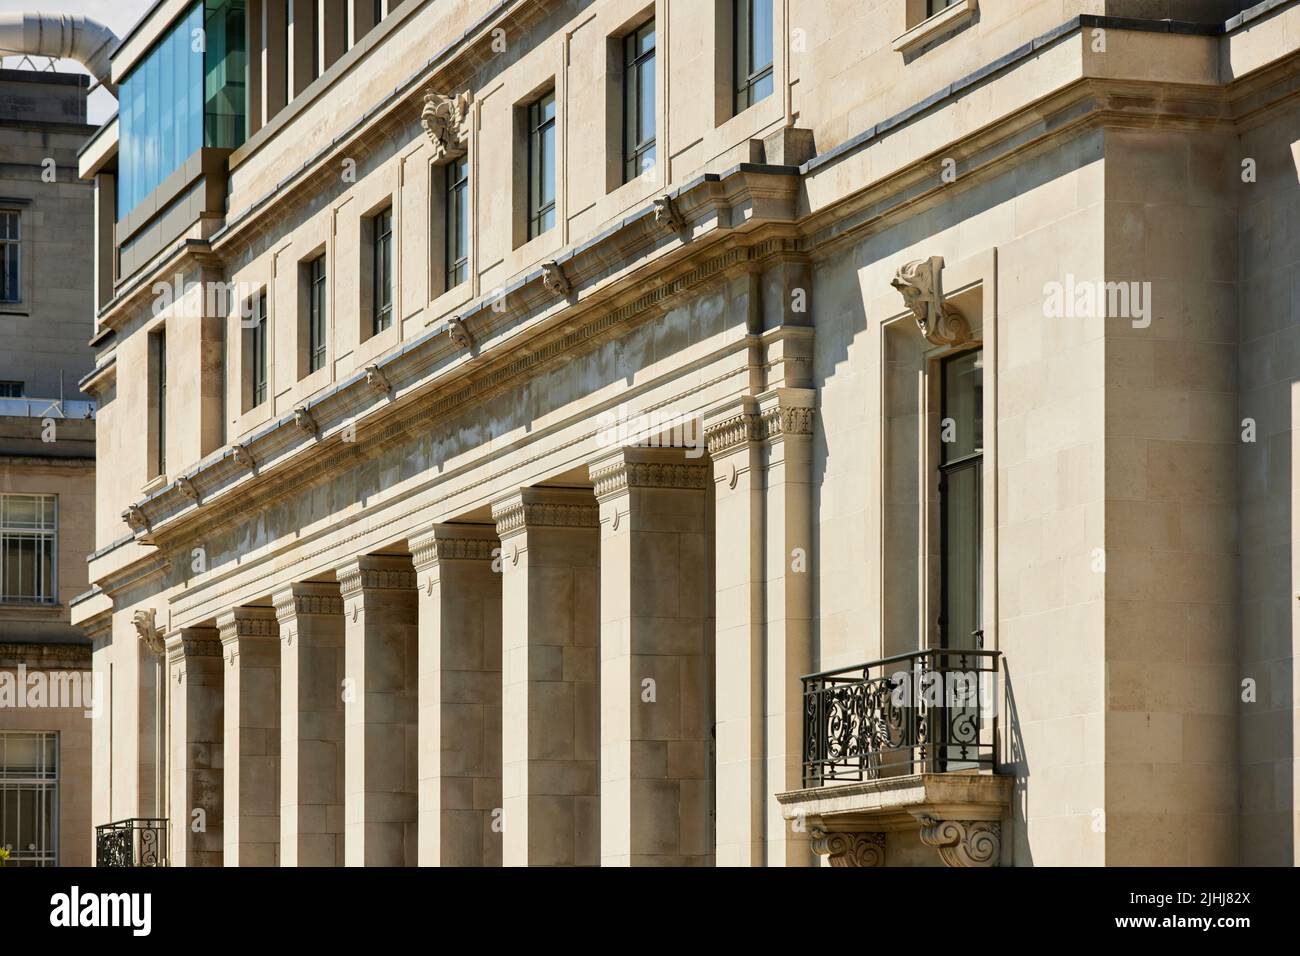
[132,608,165,656]
[176,476,200,503]
[541,260,571,297]
[810,827,886,867]
[364,364,391,395]
[122,504,150,535]
[891,255,971,347]
[447,317,473,350]
[915,814,1001,868]
[653,194,684,233]
[421,90,472,164]
[294,406,319,437]
[232,443,256,470]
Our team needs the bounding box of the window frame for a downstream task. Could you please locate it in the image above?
[444,157,470,291]
[0,732,59,867]
[733,0,774,115]
[937,348,983,652]
[527,91,557,240]
[251,290,269,407]
[0,210,21,304]
[0,494,58,606]
[371,206,394,335]
[154,329,168,476]
[307,253,328,373]
[622,19,657,184]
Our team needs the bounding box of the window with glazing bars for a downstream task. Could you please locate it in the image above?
[308,254,327,372]
[155,330,167,474]
[0,211,19,304]
[623,20,656,183]
[445,157,469,289]
[0,382,22,398]
[527,91,557,239]
[939,349,983,651]
[252,291,268,406]
[0,495,57,605]
[734,0,774,114]
[372,207,393,333]
[0,732,58,866]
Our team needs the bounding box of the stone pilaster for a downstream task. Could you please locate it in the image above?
[410,524,503,866]
[274,581,346,867]
[217,606,281,867]
[703,396,765,866]
[704,386,817,866]
[491,488,600,866]
[336,554,419,866]
[166,626,224,867]
[589,447,713,866]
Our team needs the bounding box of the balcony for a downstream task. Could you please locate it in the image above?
[778,649,1012,867]
[95,818,168,867]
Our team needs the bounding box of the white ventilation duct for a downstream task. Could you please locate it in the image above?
[0,12,120,97]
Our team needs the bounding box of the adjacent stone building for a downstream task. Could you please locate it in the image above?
[0,67,97,867]
[73,0,1300,866]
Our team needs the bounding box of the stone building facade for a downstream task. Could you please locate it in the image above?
[0,67,97,867]
[73,0,1300,866]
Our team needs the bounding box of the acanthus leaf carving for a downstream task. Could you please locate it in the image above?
[809,827,886,868]
[915,814,1001,868]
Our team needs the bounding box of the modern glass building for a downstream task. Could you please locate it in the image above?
[116,0,247,220]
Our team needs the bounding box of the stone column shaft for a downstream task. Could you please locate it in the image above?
[218,606,281,866]
[590,447,714,866]
[166,627,224,867]
[411,525,503,866]
[337,554,419,866]
[275,581,345,867]
[492,488,600,867]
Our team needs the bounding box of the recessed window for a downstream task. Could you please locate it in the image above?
[0,211,20,304]
[0,494,58,605]
[929,0,960,14]
[251,291,269,407]
[938,348,983,651]
[623,19,656,184]
[0,732,59,866]
[307,254,328,373]
[734,0,774,114]
[527,91,557,240]
[0,382,22,398]
[153,329,168,476]
[371,207,394,334]
[445,157,469,290]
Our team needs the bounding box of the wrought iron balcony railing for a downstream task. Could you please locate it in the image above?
[803,649,1001,787]
[95,818,168,867]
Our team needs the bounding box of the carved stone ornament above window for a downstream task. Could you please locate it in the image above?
[421,91,472,164]
[891,255,971,347]
[133,608,165,656]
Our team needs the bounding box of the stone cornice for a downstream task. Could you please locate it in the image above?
[0,643,92,667]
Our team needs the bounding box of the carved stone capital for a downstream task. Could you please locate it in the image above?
[589,452,710,501]
[447,317,473,350]
[915,814,1001,867]
[491,488,598,539]
[133,608,165,656]
[891,255,971,347]
[410,525,499,571]
[273,582,344,623]
[421,90,472,163]
[165,627,222,665]
[336,555,418,600]
[216,607,279,647]
[541,260,570,297]
[810,828,886,867]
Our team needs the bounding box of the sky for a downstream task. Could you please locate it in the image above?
[0,0,159,123]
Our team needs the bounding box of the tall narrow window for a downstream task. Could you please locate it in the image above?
[734,0,774,113]
[155,330,168,475]
[374,0,383,24]
[372,207,393,334]
[0,494,57,605]
[938,349,983,651]
[527,91,557,239]
[308,254,327,372]
[0,732,59,866]
[252,290,269,406]
[0,211,20,304]
[623,19,656,183]
[445,157,469,290]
